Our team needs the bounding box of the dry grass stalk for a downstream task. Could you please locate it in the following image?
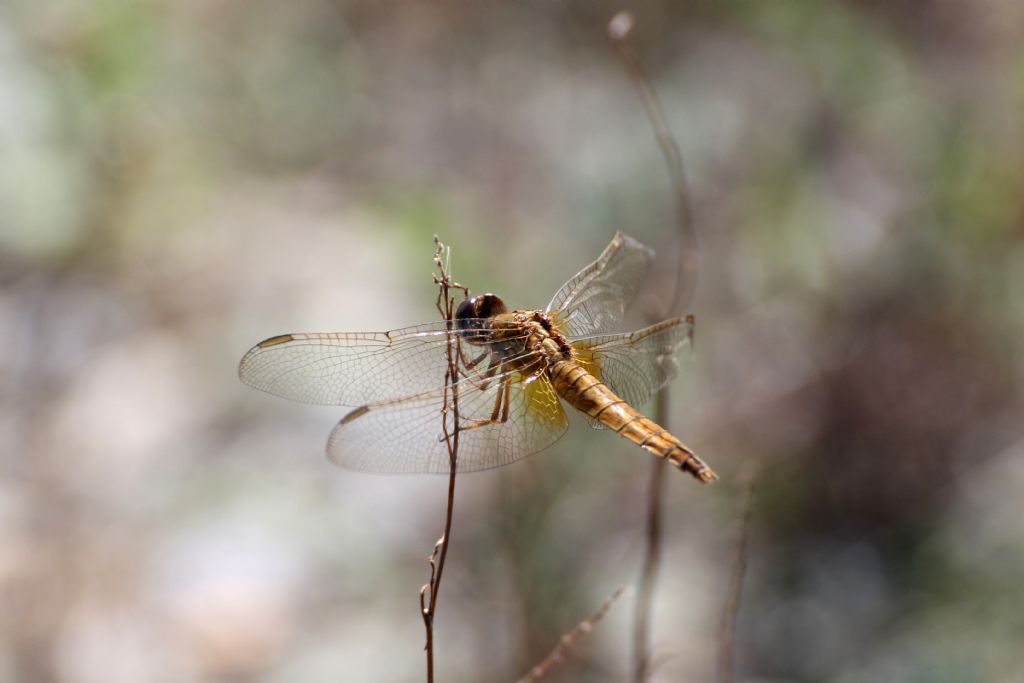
[608,10,703,683]
[419,237,469,683]
[515,586,631,683]
[632,399,669,683]
[717,471,757,683]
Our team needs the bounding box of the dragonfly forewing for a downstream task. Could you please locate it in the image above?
[546,231,656,338]
[238,320,530,406]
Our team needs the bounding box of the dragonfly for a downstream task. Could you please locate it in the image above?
[239,232,716,483]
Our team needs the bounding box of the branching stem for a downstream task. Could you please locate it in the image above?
[420,237,469,683]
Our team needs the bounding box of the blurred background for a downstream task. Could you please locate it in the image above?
[2,1,1023,681]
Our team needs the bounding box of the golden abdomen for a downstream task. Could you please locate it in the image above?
[548,360,717,483]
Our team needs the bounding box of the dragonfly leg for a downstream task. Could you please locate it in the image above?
[458,375,513,432]
[500,375,511,422]
[488,379,505,422]
[490,375,513,424]
[460,355,500,392]
[458,347,490,371]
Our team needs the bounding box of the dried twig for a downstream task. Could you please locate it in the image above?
[608,10,698,318]
[606,10,704,683]
[632,394,669,683]
[419,237,469,683]
[717,471,757,683]
[608,11,701,683]
[515,586,631,683]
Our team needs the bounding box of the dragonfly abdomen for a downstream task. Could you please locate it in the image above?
[548,360,718,483]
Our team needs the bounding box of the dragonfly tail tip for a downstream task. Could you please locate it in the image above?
[688,463,718,484]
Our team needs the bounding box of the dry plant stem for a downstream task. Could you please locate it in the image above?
[632,393,669,683]
[609,11,697,317]
[717,473,756,683]
[516,586,631,683]
[609,11,702,683]
[420,237,468,683]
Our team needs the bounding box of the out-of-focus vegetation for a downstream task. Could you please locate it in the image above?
[2,1,1023,681]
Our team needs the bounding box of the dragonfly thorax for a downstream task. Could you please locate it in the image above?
[508,310,574,364]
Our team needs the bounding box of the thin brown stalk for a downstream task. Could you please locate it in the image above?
[717,471,757,683]
[608,11,701,683]
[608,10,698,318]
[420,237,469,683]
[515,586,631,683]
[631,396,669,683]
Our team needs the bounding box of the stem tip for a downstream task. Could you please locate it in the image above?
[608,11,635,42]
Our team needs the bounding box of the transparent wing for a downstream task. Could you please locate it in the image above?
[545,231,655,337]
[238,321,527,406]
[572,317,694,428]
[327,369,569,474]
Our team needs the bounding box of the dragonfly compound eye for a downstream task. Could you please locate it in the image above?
[455,293,506,336]
[455,298,477,326]
[474,293,506,318]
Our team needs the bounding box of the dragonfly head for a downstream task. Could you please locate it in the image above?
[456,293,507,340]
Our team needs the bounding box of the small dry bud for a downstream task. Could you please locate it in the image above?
[608,11,634,42]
